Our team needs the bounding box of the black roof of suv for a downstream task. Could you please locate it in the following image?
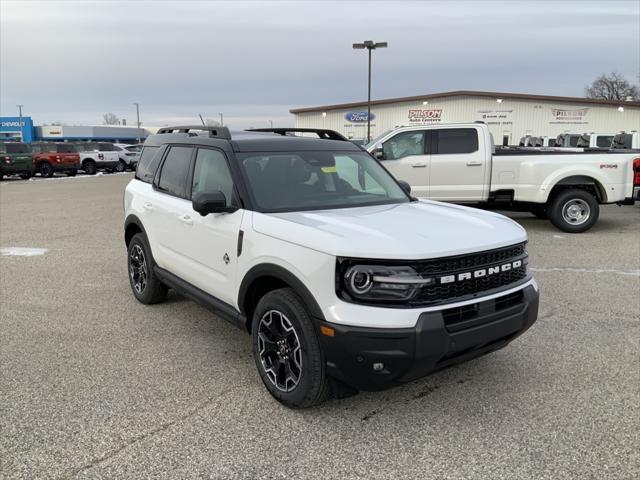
[144,127,362,153]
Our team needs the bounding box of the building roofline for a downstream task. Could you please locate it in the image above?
[289,90,640,113]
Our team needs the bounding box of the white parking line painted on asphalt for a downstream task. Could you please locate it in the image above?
[0,247,49,257]
[530,267,640,277]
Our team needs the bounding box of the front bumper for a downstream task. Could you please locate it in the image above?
[319,284,539,391]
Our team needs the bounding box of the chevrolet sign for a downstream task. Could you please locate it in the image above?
[439,259,525,284]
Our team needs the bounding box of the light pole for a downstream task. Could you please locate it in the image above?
[269,119,273,128]
[352,40,387,143]
[17,104,24,140]
[219,113,224,126]
[133,102,141,143]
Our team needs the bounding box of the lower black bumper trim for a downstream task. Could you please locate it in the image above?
[319,284,539,391]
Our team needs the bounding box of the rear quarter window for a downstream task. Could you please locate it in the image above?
[56,144,77,153]
[135,146,162,183]
[435,128,479,154]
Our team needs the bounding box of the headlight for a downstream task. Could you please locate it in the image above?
[340,263,434,303]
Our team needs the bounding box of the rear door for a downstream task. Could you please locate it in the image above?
[428,127,486,201]
[379,129,430,196]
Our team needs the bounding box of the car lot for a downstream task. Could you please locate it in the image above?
[1,174,638,479]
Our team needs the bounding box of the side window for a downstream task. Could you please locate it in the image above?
[597,136,612,148]
[382,131,425,160]
[135,146,161,183]
[191,148,235,203]
[435,128,478,154]
[157,146,193,198]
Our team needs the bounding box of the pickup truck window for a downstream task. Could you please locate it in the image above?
[135,146,162,183]
[597,136,613,148]
[157,146,193,198]
[383,131,425,160]
[434,128,478,154]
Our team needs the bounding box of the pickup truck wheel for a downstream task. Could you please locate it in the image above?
[115,160,126,173]
[252,288,330,408]
[39,162,54,177]
[548,189,599,233]
[127,233,167,304]
[82,160,97,175]
[529,205,548,219]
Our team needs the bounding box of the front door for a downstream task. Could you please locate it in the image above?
[379,129,430,197]
[180,147,244,306]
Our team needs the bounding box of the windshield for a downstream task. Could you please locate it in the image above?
[239,150,409,212]
[365,130,393,149]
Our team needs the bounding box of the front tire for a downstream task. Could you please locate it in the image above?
[127,233,167,304]
[251,288,330,408]
[548,189,599,233]
[20,172,32,180]
[115,160,126,173]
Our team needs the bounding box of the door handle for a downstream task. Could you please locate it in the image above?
[178,214,193,226]
[411,162,427,168]
[143,202,153,211]
[466,161,482,166]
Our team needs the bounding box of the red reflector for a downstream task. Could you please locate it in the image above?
[633,157,640,186]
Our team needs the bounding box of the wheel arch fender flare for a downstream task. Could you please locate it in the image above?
[124,214,147,246]
[238,263,325,322]
[542,169,609,203]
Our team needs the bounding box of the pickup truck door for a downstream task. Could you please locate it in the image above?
[428,127,487,201]
[379,130,430,197]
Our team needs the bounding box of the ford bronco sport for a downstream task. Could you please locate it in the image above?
[31,143,80,177]
[124,126,539,408]
[0,142,34,180]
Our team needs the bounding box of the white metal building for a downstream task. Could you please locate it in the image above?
[291,90,640,145]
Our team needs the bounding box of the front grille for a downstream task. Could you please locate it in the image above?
[414,266,527,305]
[442,290,525,332]
[413,243,526,276]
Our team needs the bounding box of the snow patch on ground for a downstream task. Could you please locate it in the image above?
[0,247,49,257]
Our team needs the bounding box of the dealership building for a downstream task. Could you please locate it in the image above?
[0,117,148,143]
[291,90,640,145]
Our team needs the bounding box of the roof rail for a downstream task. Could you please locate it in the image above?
[246,128,348,141]
[156,125,232,140]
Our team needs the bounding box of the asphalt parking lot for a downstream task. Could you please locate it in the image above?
[1,174,638,480]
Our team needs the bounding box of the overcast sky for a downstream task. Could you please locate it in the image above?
[1,0,638,128]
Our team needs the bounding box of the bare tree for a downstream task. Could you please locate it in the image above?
[585,72,639,101]
[103,112,120,125]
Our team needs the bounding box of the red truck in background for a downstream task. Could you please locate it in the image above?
[31,143,80,177]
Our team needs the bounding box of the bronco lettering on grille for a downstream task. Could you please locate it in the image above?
[439,259,523,284]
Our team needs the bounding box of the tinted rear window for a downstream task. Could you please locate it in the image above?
[435,128,478,154]
[4,143,31,154]
[56,144,77,153]
[135,146,162,183]
[596,136,613,148]
[157,146,193,198]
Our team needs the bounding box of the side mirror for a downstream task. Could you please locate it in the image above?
[398,180,411,195]
[371,143,385,160]
[192,191,235,216]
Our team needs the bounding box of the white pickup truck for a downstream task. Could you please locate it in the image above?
[367,123,640,233]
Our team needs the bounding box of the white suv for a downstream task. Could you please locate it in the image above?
[124,126,539,408]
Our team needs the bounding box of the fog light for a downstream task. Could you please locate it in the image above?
[372,362,384,372]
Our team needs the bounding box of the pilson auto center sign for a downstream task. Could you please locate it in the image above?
[407,109,443,123]
[550,108,589,124]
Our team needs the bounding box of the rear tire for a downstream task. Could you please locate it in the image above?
[39,162,54,178]
[82,159,97,175]
[251,288,330,408]
[548,189,599,233]
[127,233,167,304]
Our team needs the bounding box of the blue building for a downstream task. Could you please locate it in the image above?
[0,116,35,142]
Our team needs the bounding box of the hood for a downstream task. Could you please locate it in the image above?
[252,200,527,260]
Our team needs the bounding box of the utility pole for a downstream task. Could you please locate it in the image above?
[352,40,387,143]
[17,104,24,141]
[269,119,273,128]
[133,102,141,143]
[219,112,224,126]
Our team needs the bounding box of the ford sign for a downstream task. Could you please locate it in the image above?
[345,111,375,123]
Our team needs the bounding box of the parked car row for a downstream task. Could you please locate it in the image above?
[0,141,141,179]
[516,131,638,150]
